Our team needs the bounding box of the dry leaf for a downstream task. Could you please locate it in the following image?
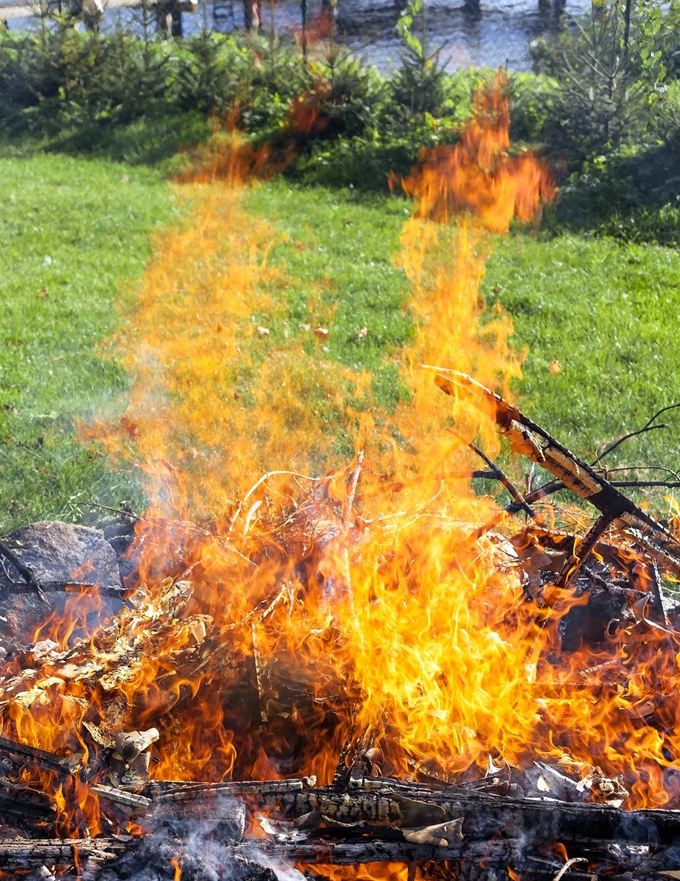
[549,360,562,375]
[357,327,368,339]
[314,327,329,339]
[38,288,48,299]
[257,326,270,338]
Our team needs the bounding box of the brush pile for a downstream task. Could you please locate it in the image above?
[1,373,680,881]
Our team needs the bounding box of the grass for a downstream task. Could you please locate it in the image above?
[249,181,680,494]
[1,160,679,536]
[0,150,177,533]
[485,233,680,477]
[245,183,414,410]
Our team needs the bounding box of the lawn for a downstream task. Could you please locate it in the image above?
[1,159,679,534]
[0,151,176,533]
[249,181,680,484]
[486,234,680,474]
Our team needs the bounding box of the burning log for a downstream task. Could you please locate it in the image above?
[5,775,680,880]
[433,368,680,577]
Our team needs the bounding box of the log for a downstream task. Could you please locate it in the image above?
[123,776,680,849]
[0,734,82,774]
[0,836,670,881]
[144,776,317,803]
[0,780,55,822]
[264,779,680,847]
[0,839,125,871]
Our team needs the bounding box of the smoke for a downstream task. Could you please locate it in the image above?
[93,793,267,881]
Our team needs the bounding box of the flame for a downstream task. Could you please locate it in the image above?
[4,72,680,849]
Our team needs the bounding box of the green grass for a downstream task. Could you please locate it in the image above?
[245,183,414,410]
[0,150,177,533]
[485,234,680,478]
[1,161,679,536]
[249,180,680,493]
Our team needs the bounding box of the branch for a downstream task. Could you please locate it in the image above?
[594,402,680,464]
[610,480,680,488]
[343,451,365,530]
[430,368,680,576]
[0,540,48,605]
[449,431,534,518]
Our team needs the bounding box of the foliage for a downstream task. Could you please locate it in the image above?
[0,26,485,189]
[4,1,680,233]
[529,4,660,158]
[0,25,176,134]
[171,31,248,114]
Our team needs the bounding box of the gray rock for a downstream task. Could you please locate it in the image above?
[0,521,124,647]
[0,521,123,596]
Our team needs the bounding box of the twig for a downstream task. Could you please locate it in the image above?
[604,465,680,480]
[610,481,680,488]
[594,402,680,464]
[431,368,680,577]
[594,423,668,464]
[554,514,614,590]
[333,704,358,787]
[449,431,534,518]
[355,471,497,503]
[228,469,340,542]
[242,470,336,507]
[88,501,140,521]
[0,540,48,605]
[251,621,267,724]
[552,858,588,881]
[343,451,364,531]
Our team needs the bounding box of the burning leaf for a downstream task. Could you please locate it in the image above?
[402,819,464,846]
[31,639,59,660]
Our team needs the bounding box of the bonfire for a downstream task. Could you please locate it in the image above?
[0,76,679,881]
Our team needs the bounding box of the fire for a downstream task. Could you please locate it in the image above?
[3,71,679,854]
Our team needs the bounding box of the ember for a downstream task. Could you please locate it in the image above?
[1,75,680,881]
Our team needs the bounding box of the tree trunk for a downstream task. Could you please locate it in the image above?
[243,0,261,30]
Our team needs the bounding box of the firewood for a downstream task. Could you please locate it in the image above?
[0,779,55,821]
[0,734,82,775]
[144,776,317,802]
[0,839,125,872]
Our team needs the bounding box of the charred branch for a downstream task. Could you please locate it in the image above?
[433,369,680,577]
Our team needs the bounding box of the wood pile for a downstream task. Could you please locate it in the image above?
[1,372,680,881]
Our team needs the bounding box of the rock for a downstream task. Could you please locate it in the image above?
[0,521,123,596]
[0,521,125,647]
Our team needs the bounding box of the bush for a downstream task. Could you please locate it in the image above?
[529,8,653,159]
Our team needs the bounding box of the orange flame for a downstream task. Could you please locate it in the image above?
[7,74,680,847]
